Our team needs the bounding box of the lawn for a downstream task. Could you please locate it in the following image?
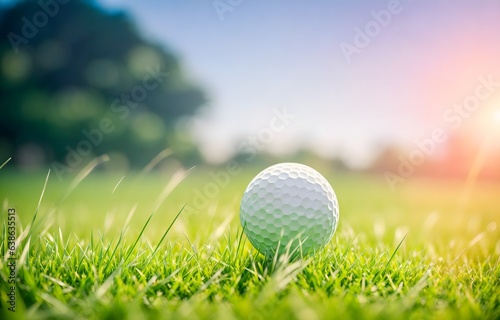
[0,165,499,319]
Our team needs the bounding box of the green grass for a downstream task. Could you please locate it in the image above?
[0,166,499,319]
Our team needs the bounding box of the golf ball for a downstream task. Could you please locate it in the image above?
[240,163,339,256]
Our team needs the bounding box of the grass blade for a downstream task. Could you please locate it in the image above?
[148,204,185,263]
[0,157,11,170]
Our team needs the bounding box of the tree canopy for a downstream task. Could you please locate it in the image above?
[0,0,207,170]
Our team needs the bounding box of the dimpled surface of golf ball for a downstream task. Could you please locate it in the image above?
[240,163,339,256]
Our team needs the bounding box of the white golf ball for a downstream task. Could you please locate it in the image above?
[240,163,339,256]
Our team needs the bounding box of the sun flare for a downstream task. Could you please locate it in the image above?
[495,109,500,122]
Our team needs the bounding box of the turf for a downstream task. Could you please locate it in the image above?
[0,166,499,319]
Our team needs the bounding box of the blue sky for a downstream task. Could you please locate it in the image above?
[7,0,500,166]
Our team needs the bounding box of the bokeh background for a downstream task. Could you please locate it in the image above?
[2,0,500,177]
[1,0,500,225]
[2,0,500,180]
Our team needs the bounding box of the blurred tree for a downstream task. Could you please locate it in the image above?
[0,0,206,170]
[369,134,500,180]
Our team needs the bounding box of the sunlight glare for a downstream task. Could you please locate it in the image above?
[495,109,500,122]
